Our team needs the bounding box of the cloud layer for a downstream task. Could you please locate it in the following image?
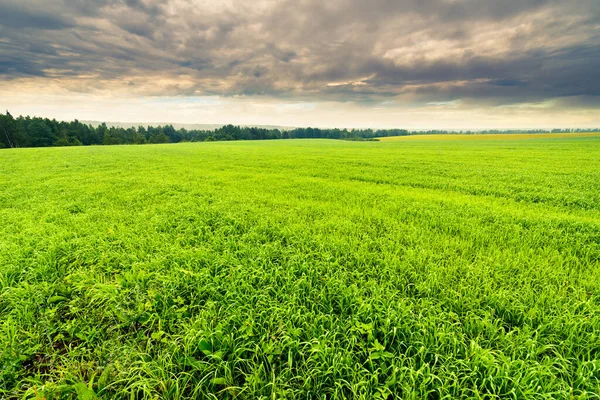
[1,0,599,127]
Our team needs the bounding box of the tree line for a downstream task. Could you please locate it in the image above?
[1,111,598,149]
[0,111,409,148]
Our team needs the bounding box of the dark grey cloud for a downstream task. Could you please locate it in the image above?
[0,0,599,107]
[0,56,44,76]
[0,2,74,29]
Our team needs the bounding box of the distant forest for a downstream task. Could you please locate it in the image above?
[1,111,598,148]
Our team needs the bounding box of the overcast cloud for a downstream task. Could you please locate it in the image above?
[0,0,599,128]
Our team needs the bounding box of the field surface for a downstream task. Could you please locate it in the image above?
[1,136,599,399]
[378,132,600,141]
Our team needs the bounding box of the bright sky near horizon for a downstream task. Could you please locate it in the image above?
[1,0,599,129]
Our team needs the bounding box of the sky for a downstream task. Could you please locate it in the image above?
[0,0,599,129]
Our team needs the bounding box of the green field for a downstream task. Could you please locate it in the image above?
[1,136,599,399]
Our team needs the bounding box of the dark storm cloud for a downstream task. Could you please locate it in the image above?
[0,56,44,76]
[0,2,74,29]
[0,0,599,106]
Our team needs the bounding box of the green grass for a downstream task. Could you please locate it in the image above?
[1,137,599,399]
